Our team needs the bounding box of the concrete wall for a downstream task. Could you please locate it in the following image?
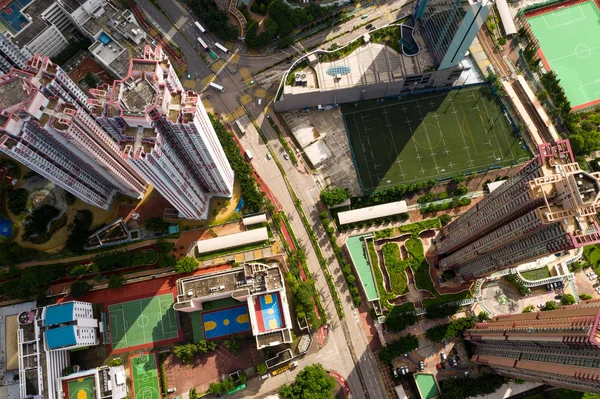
[274,67,461,112]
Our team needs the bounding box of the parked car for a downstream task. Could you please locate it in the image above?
[365,23,373,29]
[587,271,594,277]
[393,368,398,377]
[283,153,289,160]
[440,351,447,361]
[419,361,424,371]
[261,373,271,380]
[464,371,470,377]
[401,366,409,375]
[290,361,298,368]
[554,295,562,300]
[596,286,600,293]
[538,303,545,308]
[593,282,600,288]
[436,363,443,370]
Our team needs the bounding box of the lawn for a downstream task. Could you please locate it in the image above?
[342,84,529,191]
[520,266,551,281]
[382,243,409,295]
[584,245,600,274]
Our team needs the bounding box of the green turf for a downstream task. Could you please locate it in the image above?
[108,294,178,350]
[346,234,379,301]
[68,376,96,399]
[526,0,600,109]
[520,266,551,281]
[131,353,161,399]
[415,374,440,399]
[342,85,529,191]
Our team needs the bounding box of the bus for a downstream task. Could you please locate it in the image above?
[214,42,228,54]
[236,119,246,135]
[194,21,206,33]
[244,149,253,161]
[197,37,208,51]
[209,82,224,92]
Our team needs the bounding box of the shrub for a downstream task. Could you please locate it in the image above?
[560,294,576,305]
[385,307,417,332]
[144,217,169,233]
[108,274,125,289]
[257,363,268,375]
[174,257,197,274]
[378,334,419,364]
[108,358,123,367]
[425,316,476,342]
[439,214,452,226]
[70,280,93,298]
[580,293,593,300]
[7,188,28,215]
[320,187,350,206]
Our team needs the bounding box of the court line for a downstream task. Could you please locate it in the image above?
[542,4,586,29]
[353,112,375,190]
[381,104,407,184]
[479,93,519,162]
[450,99,476,168]
[546,43,600,63]
[414,98,440,174]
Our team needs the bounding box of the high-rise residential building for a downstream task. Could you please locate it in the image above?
[88,46,234,220]
[0,31,28,74]
[437,140,600,281]
[464,300,600,393]
[0,55,146,210]
[415,0,493,69]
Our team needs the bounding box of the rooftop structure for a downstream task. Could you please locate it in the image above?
[465,300,600,393]
[0,55,147,210]
[275,20,463,112]
[338,201,408,225]
[17,301,100,399]
[437,140,600,281]
[89,46,234,219]
[195,228,269,255]
[174,262,293,349]
[242,213,267,226]
[57,367,127,399]
[0,31,28,74]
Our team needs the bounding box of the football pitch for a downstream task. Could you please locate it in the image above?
[108,294,178,350]
[131,353,161,399]
[342,85,530,191]
[526,0,600,110]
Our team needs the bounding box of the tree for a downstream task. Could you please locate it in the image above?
[385,307,417,332]
[320,187,350,206]
[451,173,466,184]
[543,301,559,311]
[70,280,93,298]
[108,358,123,367]
[439,214,452,226]
[144,217,169,233]
[66,210,93,253]
[173,343,197,364]
[454,184,468,196]
[279,364,335,399]
[560,293,576,305]
[378,334,419,364]
[257,362,268,375]
[425,317,476,343]
[477,311,490,322]
[580,293,593,300]
[107,274,125,289]
[440,374,505,399]
[522,304,536,313]
[536,90,548,102]
[224,335,242,355]
[7,188,28,215]
[22,205,60,240]
[174,257,197,274]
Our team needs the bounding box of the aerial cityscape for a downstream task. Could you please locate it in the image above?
[0,0,599,397]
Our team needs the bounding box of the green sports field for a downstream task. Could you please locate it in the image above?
[526,0,600,110]
[131,353,161,399]
[108,294,178,350]
[67,376,95,399]
[342,85,530,191]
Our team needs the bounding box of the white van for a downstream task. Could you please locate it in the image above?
[245,150,253,162]
[260,373,271,380]
[258,98,262,106]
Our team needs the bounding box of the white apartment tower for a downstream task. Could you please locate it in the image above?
[88,46,234,219]
[0,55,146,209]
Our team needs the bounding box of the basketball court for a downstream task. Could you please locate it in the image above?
[253,293,283,331]
[526,0,600,110]
[108,294,178,350]
[131,353,161,399]
[342,84,529,192]
[202,305,250,339]
[67,376,95,399]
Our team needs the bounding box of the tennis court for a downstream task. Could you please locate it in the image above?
[254,293,283,332]
[67,376,96,399]
[526,0,600,110]
[131,353,161,399]
[342,84,529,191]
[108,294,178,350]
[202,305,250,339]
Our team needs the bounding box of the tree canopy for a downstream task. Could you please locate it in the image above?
[385,307,417,333]
[378,334,419,364]
[174,257,197,274]
[425,317,476,343]
[440,374,505,399]
[7,188,28,215]
[144,217,169,233]
[320,187,350,206]
[66,210,93,253]
[70,280,93,298]
[279,363,335,399]
[561,294,576,305]
[543,301,559,311]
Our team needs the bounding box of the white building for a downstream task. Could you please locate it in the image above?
[89,46,234,220]
[0,32,28,74]
[42,301,99,350]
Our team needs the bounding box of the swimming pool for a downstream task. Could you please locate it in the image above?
[0,217,13,238]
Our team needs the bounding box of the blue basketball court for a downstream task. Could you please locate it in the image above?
[0,2,30,33]
[202,305,250,339]
[254,293,283,332]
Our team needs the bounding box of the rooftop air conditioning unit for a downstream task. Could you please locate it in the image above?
[187,290,193,296]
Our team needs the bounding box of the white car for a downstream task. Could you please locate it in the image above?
[596,287,600,293]
[587,271,594,277]
[589,274,598,281]
[538,303,545,308]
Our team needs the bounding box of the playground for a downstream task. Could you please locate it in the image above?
[0,0,32,34]
[108,294,179,351]
[66,376,96,399]
[131,353,161,399]
[525,0,600,110]
[342,84,529,191]
[201,305,251,339]
[253,293,283,332]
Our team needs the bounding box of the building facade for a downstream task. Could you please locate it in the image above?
[465,300,600,393]
[415,0,492,69]
[0,56,146,210]
[437,140,600,281]
[0,32,28,74]
[89,46,234,219]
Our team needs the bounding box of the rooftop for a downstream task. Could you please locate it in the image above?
[45,326,77,349]
[0,77,28,108]
[43,302,75,326]
[120,78,156,113]
[195,228,269,255]
[13,0,50,44]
